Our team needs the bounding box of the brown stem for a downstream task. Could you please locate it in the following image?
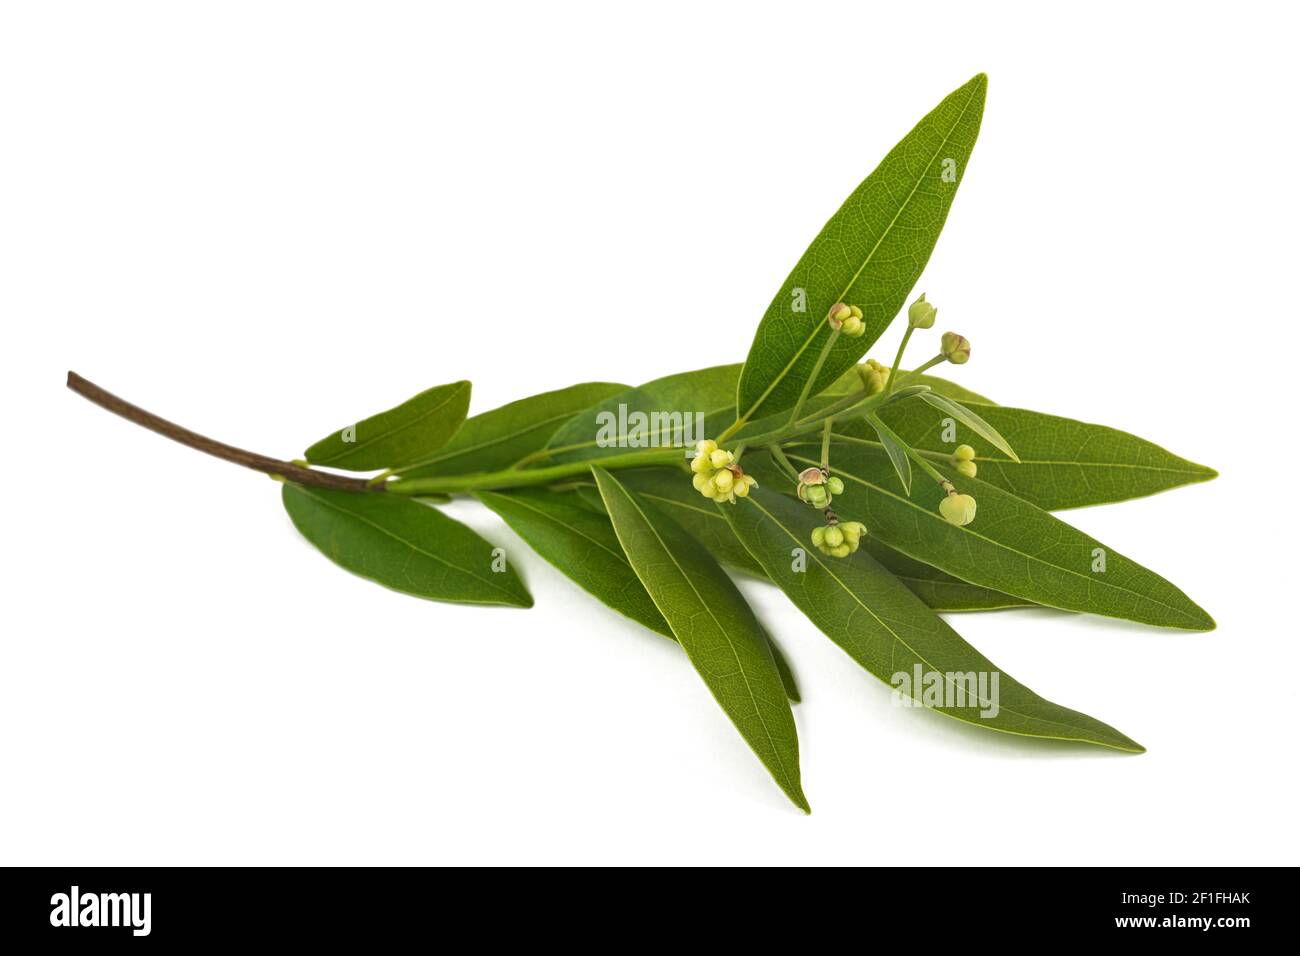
[66,371,380,493]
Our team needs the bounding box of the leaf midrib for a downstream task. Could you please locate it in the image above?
[314,382,468,466]
[292,486,520,603]
[398,407,574,473]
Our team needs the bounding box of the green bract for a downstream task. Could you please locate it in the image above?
[68,75,1216,812]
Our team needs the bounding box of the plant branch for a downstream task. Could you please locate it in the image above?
[886,326,915,394]
[65,371,380,493]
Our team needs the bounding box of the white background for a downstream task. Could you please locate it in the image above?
[3,2,1296,865]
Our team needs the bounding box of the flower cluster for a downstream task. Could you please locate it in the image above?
[796,466,843,508]
[690,440,756,503]
[811,520,866,557]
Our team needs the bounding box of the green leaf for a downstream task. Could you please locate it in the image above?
[908,372,994,404]
[475,488,670,637]
[857,538,1034,612]
[613,466,1029,612]
[615,467,769,578]
[918,392,1019,462]
[544,365,737,464]
[480,486,801,703]
[722,488,1143,751]
[868,414,913,494]
[396,382,627,479]
[592,467,808,811]
[763,629,801,704]
[777,445,1214,630]
[282,484,531,607]
[735,74,987,425]
[304,380,471,472]
[865,401,1216,510]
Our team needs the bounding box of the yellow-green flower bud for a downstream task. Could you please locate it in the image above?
[829,303,852,324]
[811,526,827,548]
[839,520,866,548]
[829,543,851,557]
[908,293,937,329]
[941,331,971,365]
[954,459,977,479]
[710,449,733,469]
[734,474,757,498]
[690,452,711,474]
[953,444,975,461]
[696,439,717,456]
[806,485,829,507]
[712,468,734,492]
[826,476,844,495]
[939,493,977,526]
[823,526,844,548]
[693,472,712,493]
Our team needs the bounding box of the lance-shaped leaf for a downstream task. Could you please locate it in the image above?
[478,486,801,702]
[907,372,994,404]
[396,381,627,479]
[475,488,670,637]
[613,466,1029,612]
[592,467,808,811]
[780,445,1214,630]
[868,414,913,494]
[722,488,1143,751]
[304,380,471,471]
[918,392,1019,462]
[282,484,531,607]
[863,401,1216,510]
[544,366,737,464]
[735,74,987,425]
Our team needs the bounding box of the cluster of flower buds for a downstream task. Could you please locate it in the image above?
[828,303,866,337]
[690,440,756,503]
[941,331,971,365]
[908,293,937,329]
[857,358,892,396]
[951,443,977,478]
[938,478,977,526]
[796,466,843,508]
[811,520,867,558]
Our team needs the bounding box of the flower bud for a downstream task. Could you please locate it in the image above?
[941,332,970,365]
[712,468,734,492]
[954,459,977,479]
[710,449,733,469]
[908,293,937,329]
[856,358,890,396]
[734,474,757,498]
[823,526,844,548]
[953,444,975,462]
[939,493,977,526]
[696,439,717,456]
[811,527,827,547]
[826,476,844,495]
